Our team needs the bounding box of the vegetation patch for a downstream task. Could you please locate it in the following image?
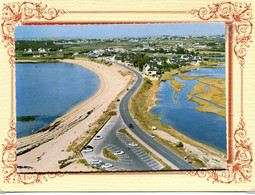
[175,142,184,147]
[78,159,90,166]
[193,158,206,167]
[77,159,105,171]
[190,97,226,118]
[168,76,186,102]
[199,78,225,90]
[196,86,225,108]
[102,148,119,161]
[118,70,133,77]
[187,82,207,100]
[91,58,112,67]
[17,115,38,122]
[187,78,225,116]
[178,73,208,80]
[58,157,75,169]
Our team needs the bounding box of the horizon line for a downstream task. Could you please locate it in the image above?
[16,34,225,41]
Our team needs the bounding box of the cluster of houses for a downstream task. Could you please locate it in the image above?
[82,47,203,77]
[84,47,126,58]
[53,40,89,45]
[24,48,52,53]
[24,47,63,58]
[22,35,207,75]
[142,55,202,77]
[23,44,203,74]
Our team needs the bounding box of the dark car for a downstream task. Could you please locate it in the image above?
[128,124,133,128]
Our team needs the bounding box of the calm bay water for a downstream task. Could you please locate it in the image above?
[203,56,225,59]
[150,67,226,153]
[16,62,100,138]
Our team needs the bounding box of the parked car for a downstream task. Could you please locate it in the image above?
[128,142,138,147]
[93,135,103,140]
[101,163,113,169]
[90,160,102,165]
[82,145,93,153]
[113,151,125,155]
[90,160,104,167]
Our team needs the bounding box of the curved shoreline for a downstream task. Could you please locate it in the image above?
[17,59,107,150]
[17,61,101,138]
[17,59,132,172]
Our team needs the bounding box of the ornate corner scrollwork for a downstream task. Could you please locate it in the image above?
[1,1,67,184]
[189,2,253,66]
[189,2,253,184]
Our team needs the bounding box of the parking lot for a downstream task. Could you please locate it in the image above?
[81,115,163,171]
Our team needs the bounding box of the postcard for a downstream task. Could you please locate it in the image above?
[0,0,254,192]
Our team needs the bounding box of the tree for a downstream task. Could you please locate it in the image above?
[176,47,185,54]
[176,141,184,147]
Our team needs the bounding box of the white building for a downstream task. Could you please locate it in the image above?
[143,64,157,76]
[191,58,202,65]
[33,54,41,58]
[38,48,46,53]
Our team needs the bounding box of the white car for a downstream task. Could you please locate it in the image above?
[82,146,93,153]
[90,160,103,166]
[113,151,125,155]
[128,142,138,147]
[101,163,113,169]
[93,135,103,140]
[150,134,155,139]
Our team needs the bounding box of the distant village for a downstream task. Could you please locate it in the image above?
[16,35,225,77]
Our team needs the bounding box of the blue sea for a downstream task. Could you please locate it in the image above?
[16,62,100,138]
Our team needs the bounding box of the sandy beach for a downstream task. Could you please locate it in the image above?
[17,59,134,172]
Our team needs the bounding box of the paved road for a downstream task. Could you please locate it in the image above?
[117,63,195,170]
[82,116,163,171]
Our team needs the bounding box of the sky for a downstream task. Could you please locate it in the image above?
[15,23,225,40]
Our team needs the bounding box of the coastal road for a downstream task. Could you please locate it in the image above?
[117,63,196,170]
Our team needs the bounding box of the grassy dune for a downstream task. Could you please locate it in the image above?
[190,78,226,116]
[187,82,207,100]
[196,85,226,108]
[190,97,226,117]
[118,70,133,77]
[184,76,225,117]
[178,74,207,80]
[199,78,225,90]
